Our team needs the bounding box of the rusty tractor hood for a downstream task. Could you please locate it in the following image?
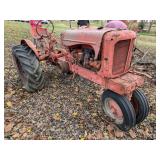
[61,28,117,59]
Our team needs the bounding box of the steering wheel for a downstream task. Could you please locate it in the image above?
[36,20,54,38]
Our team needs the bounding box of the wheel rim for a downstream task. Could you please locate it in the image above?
[104,98,124,124]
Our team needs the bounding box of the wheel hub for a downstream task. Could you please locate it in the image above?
[104,98,124,124]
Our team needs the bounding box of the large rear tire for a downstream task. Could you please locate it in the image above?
[12,44,45,92]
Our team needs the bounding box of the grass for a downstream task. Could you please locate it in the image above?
[139,32,156,36]
[4,21,31,45]
[136,34,156,49]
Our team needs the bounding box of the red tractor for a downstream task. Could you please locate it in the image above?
[12,20,149,131]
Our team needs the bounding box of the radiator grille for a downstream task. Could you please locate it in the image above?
[112,40,130,75]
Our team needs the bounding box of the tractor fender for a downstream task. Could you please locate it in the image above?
[21,39,40,59]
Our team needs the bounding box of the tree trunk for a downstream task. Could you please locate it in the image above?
[69,21,72,28]
[148,21,153,33]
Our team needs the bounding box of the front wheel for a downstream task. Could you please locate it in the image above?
[131,89,149,124]
[101,90,136,131]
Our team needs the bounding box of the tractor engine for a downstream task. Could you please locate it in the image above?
[70,46,100,70]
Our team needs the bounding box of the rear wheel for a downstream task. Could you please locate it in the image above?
[101,90,136,131]
[131,89,149,124]
[12,44,45,92]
